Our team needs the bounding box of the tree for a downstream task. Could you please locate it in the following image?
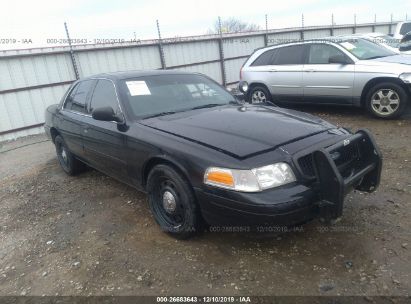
[209,17,261,34]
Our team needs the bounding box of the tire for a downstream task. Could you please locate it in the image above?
[247,85,273,104]
[54,135,85,175]
[146,164,202,239]
[365,82,408,119]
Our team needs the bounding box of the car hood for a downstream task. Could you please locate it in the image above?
[140,105,334,159]
[366,54,411,65]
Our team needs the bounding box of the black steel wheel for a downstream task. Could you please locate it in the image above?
[54,135,85,175]
[146,164,201,239]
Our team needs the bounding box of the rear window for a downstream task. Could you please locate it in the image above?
[251,49,276,66]
[273,45,305,65]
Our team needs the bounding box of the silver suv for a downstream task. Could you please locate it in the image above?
[240,37,411,119]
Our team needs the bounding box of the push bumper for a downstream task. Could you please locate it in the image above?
[313,129,382,221]
[195,129,382,227]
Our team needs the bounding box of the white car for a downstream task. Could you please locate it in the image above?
[239,38,411,119]
[399,31,411,55]
[393,21,411,40]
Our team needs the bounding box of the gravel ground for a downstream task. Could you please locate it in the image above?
[0,105,410,297]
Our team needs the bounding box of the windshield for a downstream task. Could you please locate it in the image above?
[337,38,397,60]
[119,74,235,119]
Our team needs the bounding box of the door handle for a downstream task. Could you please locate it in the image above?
[305,69,316,72]
[268,69,277,72]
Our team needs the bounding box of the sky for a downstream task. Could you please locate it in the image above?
[0,0,410,50]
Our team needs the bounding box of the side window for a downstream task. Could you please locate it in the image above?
[251,49,277,66]
[273,45,305,65]
[90,80,120,113]
[64,80,94,113]
[308,44,347,64]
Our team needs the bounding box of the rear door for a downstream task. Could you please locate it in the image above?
[81,79,129,182]
[59,80,95,157]
[303,43,355,104]
[268,44,305,102]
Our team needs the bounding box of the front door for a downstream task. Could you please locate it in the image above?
[82,79,129,182]
[303,43,355,104]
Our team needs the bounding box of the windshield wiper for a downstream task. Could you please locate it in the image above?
[143,111,177,119]
[190,103,224,110]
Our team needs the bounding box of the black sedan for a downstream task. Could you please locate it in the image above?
[44,71,382,239]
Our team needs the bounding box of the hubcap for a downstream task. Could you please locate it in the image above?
[251,90,267,103]
[61,148,68,163]
[162,191,177,213]
[371,89,400,116]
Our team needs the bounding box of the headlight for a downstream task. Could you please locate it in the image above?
[399,73,411,83]
[238,81,249,93]
[204,163,296,192]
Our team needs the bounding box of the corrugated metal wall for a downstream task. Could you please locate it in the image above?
[0,21,396,141]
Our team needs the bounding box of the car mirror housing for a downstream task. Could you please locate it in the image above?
[92,106,123,123]
[329,54,350,65]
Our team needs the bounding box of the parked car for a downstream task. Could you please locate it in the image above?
[393,21,411,40]
[240,37,411,119]
[44,71,382,239]
[399,31,411,54]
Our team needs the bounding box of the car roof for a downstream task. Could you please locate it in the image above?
[82,70,196,81]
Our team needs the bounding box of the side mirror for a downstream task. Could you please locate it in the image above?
[92,106,124,123]
[329,54,350,65]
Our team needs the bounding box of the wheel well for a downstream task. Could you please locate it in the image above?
[360,77,408,106]
[248,82,270,93]
[50,128,60,143]
[142,157,191,190]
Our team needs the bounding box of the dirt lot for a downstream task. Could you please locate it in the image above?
[0,105,410,297]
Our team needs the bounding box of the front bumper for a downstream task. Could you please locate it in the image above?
[195,129,382,227]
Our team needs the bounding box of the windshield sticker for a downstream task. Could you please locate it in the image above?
[126,81,151,96]
[340,42,356,50]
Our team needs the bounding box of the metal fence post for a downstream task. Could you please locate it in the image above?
[389,14,393,34]
[217,17,227,86]
[156,20,166,69]
[330,14,334,36]
[372,14,376,32]
[353,14,357,34]
[300,14,305,40]
[64,22,79,80]
[264,14,268,46]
